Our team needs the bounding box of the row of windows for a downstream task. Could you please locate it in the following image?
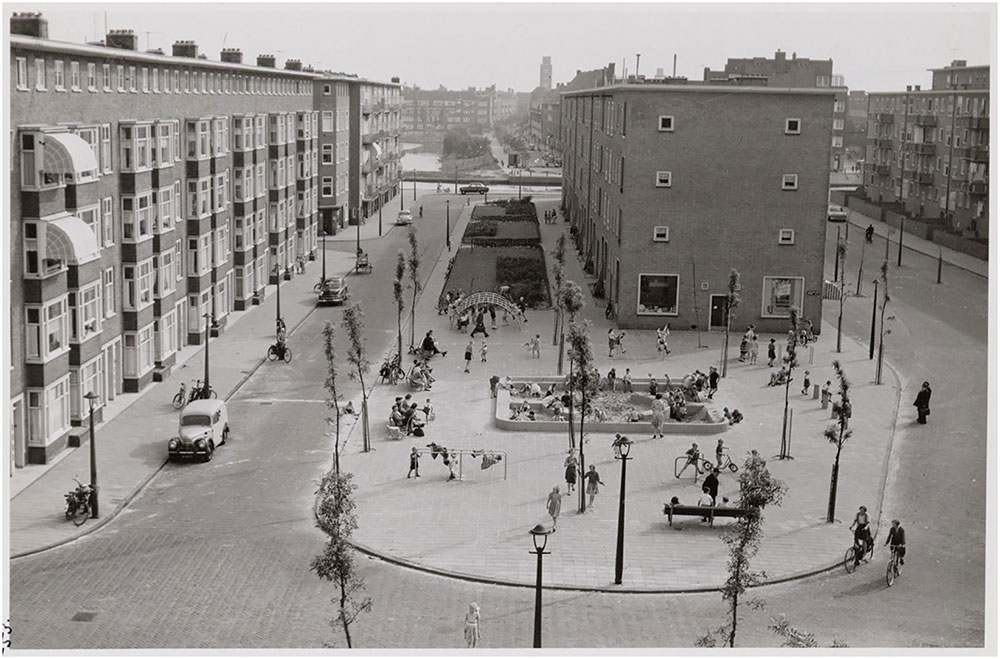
[634,274,806,319]
[14,55,313,97]
[870,94,989,117]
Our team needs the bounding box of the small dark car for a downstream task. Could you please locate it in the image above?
[318,276,349,305]
[459,182,489,195]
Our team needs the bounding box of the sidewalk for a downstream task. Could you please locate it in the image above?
[337,198,903,591]
[844,208,987,279]
[8,245,360,557]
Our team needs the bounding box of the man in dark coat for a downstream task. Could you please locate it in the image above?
[703,469,720,505]
[914,381,932,424]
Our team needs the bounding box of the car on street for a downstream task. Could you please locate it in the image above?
[459,182,489,195]
[317,276,349,305]
[169,399,230,462]
[827,204,848,222]
[396,210,413,225]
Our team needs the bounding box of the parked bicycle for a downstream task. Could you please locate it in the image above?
[843,535,874,573]
[379,352,406,385]
[64,477,93,526]
[188,379,217,402]
[172,381,188,409]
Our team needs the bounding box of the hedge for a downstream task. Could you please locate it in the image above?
[496,252,550,308]
[464,220,498,238]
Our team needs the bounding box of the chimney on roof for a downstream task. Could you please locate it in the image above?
[951,59,967,68]
[10,12,48,38]
[775,49,786,64]
[914,85,921,91]
[284,59,302,71]
[655,67,664,79]
[146,48,164,55]
[257,54,276,68]
[792,51,797,60]
[107,29,138,51]
[172,40,198,58]
[906,85,912,92]
[220,48,243,64]
[303,65,315,72]
[391,76,400,83]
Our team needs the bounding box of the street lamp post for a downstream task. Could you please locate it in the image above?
[83,392,99,518]
[614,438,633,585]
[529,523,554,648]
[446,199,451,251]
[203,312,211,399]
[273,265,282,333]
[897,216,905,267]
[379,199,383,237]
[321,227,327,282]
[454,165,458,194]
[413,179,417,200]
[400,182,405,210]
[869,279,878,360]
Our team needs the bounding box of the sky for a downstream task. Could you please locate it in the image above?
[7,2,995,93]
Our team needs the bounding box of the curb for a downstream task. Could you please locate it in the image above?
[846,215,986,280]
[11,284,325,561]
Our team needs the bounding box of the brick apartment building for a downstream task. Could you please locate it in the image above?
[530,64,617,156]
[863,60,989,238]
[704,50,848,171]
[401,86,498,132]
[561,82,833,333]
[7,12,397,465]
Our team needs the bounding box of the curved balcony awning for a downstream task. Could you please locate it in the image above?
[40,132,99,178]
[43,212,101,265]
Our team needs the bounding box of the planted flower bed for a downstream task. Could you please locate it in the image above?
[442,246,551,308]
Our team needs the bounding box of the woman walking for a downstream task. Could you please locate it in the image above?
[564,450,579,494]
[583,464,605,510]
[463,603,481,648]
[546,486,563,528]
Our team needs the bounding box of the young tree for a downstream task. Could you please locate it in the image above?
[343,303,372,453]
[691,257,704,348]
[551,234,567,348]
[769,616,848,648]
[393,250,406,362]
[836,237,847,353]
[875,260,892,385]
[722,269,741,377]
[566,319,599,513]
[312,469,372,648]
[696,454,786,648]
[825,360,853,523]
[557,277,584,376]
[778,308,802,460]
[406,227,422,348]
[322,321,343,475]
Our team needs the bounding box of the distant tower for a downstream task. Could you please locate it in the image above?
[540,56,552,90]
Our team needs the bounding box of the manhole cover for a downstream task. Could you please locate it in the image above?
[71,611,97,622]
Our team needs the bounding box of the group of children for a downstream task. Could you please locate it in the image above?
[389,394,435,437]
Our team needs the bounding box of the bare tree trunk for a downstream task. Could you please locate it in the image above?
[578,389,586,514]
[339,576,353,648]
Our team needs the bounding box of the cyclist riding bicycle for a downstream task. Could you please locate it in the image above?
[885,519,906,565]
[849,505,873,565]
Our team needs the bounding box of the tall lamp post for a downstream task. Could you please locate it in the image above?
[869,278,878,360]
[202,312,211,399]
[454,165,458,194]
[83,391,99,518]
[529,523,554,648]
[321,225,327,283]
[273,265,282,332]
[378,198,383,237]
[445,199,451,251]
[614,438,633,585]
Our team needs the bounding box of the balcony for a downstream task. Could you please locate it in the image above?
[874,164,891,176]
[969,181,987,195]
[970,147,989,163]
[916,171,935,185]
[361,102,372,115]
[957,116,988,130]
[911,142,936,156]
[874,112,896,123]
[951,146,971,159]
[876,138,894,149]
[912,114,937,127]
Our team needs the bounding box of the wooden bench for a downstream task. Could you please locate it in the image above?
[663,503,752,527]
[386,425,403,440]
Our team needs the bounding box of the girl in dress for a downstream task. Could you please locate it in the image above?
[584,465,605,510]
[546,486,562,528]
[564,450,578,494]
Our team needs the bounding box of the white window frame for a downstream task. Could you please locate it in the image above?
[70,61,80,91]
[781,174,799,191]
[35,57,47,90]
[102,197,114,246]
[71,281,103,342]
[103,268,116,318]
[778,229,796,245]
[636,273,680,317]
[16,57,29,90]
[785,118,801,135]
[54,59,65,90]
[128,65,136,92]
[657,115,674,132]
[652,226,670,242]
[322,176,334,197]
[761,276,805,319]
[102,63,112,91]
[655,171,672,188]
[87,62,97,91]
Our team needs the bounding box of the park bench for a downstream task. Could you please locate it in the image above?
[663,503,752,528]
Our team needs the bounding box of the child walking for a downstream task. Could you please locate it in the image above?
[480,340,488,363]
[464,340,474,373]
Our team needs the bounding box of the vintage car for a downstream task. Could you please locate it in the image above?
[318,276,350,304]
[168,399,230,462]
[396,210,413,225]
[827,204,849,222]
[459,182,489,195]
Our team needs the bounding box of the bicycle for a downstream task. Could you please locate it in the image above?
[172,381,188,410]
[267,342,293,363]
[885,545,904,586]
[188,380,217,402]
[379,353,406,385]
[843,535,874,573]
[64,477,92,526]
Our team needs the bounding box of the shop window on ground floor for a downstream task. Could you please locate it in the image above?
[637,273,679,316]
[761,276,804,318]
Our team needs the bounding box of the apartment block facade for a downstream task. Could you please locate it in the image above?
[348,80,403,224]
[401,86,496,132]
[704,50,848,171]
[561,84,832,333]
[7,13,394,465]
[863,67,989,238]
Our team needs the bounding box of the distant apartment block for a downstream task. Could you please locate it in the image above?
[561,82,833,332]
[704,50,848,171]
[529,63,616,154]
[863,61,989,238]
[401,86,504,132]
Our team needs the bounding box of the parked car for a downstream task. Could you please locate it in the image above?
[318,276,349,305]
[396,210,413,225]
[459,182,489,195]
[169,399,229,462]
[827,204,848,222]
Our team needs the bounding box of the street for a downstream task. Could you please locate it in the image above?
[7,201,988,649]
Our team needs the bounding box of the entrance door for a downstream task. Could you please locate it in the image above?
[11,398,24,470]
[709,295,729,329]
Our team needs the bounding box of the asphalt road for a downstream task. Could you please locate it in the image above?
[7,209,989,649]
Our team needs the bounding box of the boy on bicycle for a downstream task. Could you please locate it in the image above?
[885,519,906,565]
[849,505,873,565]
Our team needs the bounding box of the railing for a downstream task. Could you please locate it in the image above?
[916,171,934,185]
[969,147,989,163]
[411,448,508,481]
[912,143,936,156]
[969,181,988,195]
[957,116,988,130]
[912,114,937,127]
[874,112,896,123]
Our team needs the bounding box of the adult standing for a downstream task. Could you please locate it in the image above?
[703,468,720,505]
[463,603,481,648]
[464,339,474,374]
[708,366,720,400]
[564,450,579,494]
[471,308,490,338]
[650,393,665,439]
[546,486,562,528]
[767,338,777,367]
[914,381,932,424]
[583,464,605,510]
